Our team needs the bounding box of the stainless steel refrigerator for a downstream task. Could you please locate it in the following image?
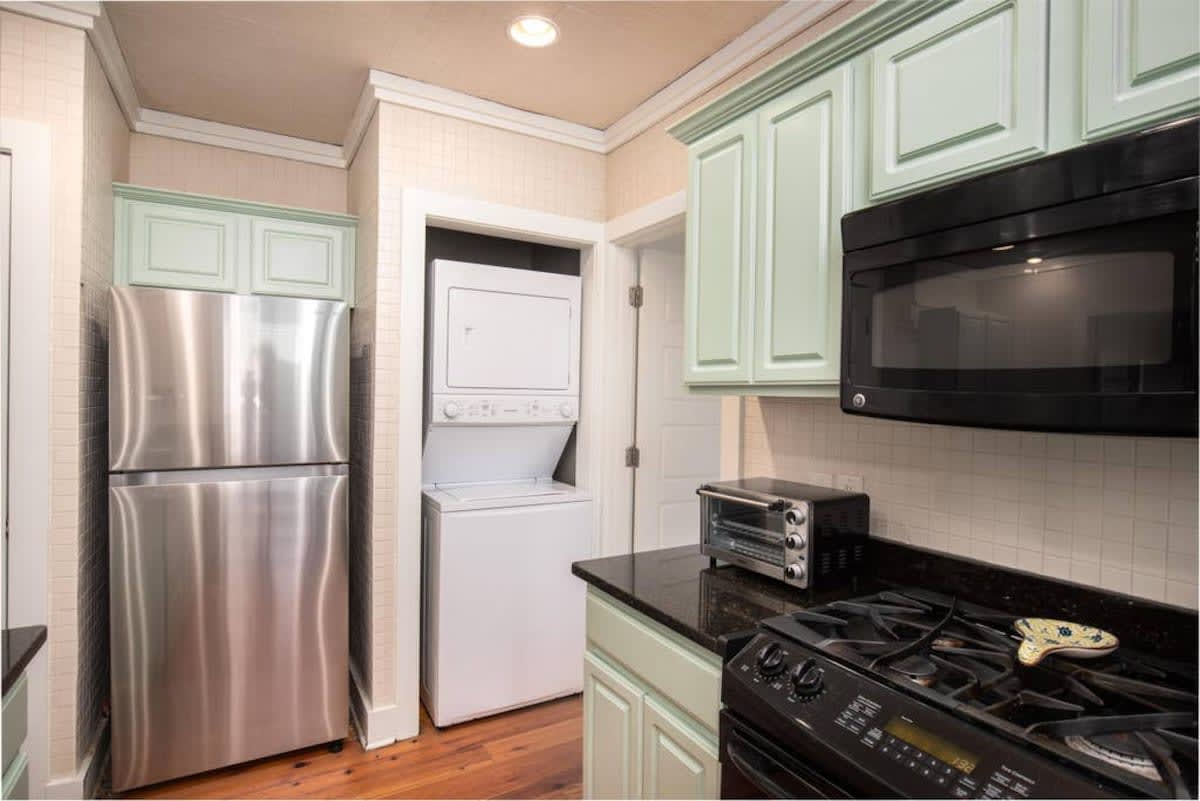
[108,286,349,791]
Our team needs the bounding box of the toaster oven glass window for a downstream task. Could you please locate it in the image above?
[706,497,787,567]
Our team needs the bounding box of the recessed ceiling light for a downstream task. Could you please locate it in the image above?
[509,15,558,47]
[1026,257,1043,264]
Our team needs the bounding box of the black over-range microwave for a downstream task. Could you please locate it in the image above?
[840,117,1198,436]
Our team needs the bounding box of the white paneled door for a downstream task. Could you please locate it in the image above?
[0,152,8,627]
[634,244,721,552]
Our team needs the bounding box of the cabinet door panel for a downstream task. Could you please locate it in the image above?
[641,695,719,800]
[869,0,1049,200]
[1083,0,1200,140]
[754,66,851,385]
[684,117,755,384]
[583,652,643,800]
[250,217,349,301]
[125,201,240,292]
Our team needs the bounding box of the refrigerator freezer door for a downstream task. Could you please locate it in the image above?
[109,286,349,471]
[109,466,348,791]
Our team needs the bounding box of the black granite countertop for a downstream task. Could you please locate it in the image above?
[573,542,1198,662]
[572,546,881,653]
[3,625,47,696]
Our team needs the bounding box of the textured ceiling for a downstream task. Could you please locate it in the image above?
[107,1,786,144]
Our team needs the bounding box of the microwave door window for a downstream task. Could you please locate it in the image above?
[858,212,1195,395]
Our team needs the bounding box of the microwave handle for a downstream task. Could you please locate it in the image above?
[697,487,792,512]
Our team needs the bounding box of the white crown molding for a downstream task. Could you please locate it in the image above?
[134,108,346,167]
[7,0,856,170]
[603,0,850,152]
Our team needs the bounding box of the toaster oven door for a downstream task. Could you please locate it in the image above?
[700,489,808,586]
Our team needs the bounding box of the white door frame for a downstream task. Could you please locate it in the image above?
[388,188,611,745]
[1,118,53,799]
[604,192,743,556]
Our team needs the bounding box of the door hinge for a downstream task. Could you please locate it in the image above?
[625,446,640,468]
[628,286,643,308]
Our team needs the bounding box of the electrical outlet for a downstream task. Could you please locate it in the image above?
[837,474,864,493]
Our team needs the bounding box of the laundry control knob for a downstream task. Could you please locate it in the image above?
[443,402,461,419]
[559,402,573,418]
[755,641,787,677]
[784,563,806,582]
[790,658,823,697]
[784,534,806,550]
[785,508,807,527]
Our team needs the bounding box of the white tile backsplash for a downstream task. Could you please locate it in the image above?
[743,397,1199,609]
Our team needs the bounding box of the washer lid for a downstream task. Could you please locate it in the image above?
[423,479,591,512]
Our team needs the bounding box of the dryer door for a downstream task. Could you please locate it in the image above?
[447,285,572,391]
[428,260,581,396]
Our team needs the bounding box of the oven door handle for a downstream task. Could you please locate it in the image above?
[726,730,830,799]
[697,488,792,511]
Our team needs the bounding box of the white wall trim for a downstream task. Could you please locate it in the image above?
[604,0,850,152]
[133,109,346,167]
[349,664,403,751]
[606,191,687,246]
[4,0,852,168]
[390,189,608,744]
[1,117,53,800]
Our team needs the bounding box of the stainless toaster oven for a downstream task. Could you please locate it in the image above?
[699,477,869,590]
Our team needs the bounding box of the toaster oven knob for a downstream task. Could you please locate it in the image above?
[785,509,807,527]
[784,534,806,550]
[784,563,806,582]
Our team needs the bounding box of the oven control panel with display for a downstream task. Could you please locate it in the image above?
[722,634,1119,799]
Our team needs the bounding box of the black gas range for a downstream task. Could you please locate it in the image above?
[719,588,1198,799]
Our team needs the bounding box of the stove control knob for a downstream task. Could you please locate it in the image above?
[784,534,806,550]
[443,402,461,419]
[790,658,823,697]
[755,642,787,677]
[785,508,807,527]
[784,562,806,582]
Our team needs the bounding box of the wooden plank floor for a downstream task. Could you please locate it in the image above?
[120,695,582,800]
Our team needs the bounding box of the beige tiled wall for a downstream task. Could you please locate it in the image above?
[128,133,348,213]
[743,397,1200,609]
[0,9,89,778]
[605,1,871,220]
[347,114,380,701]
[78,37,129,765]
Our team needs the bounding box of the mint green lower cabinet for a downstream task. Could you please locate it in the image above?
[868,0,1049,201]
[684,117,756,385]
[250,217,353,301]
[583,652,644,799]
[641,696,720,800]
[752,65,851,387]
[114,183,357,305]
[121,199,241,293]
[1081,0,1200,140]
[582,589,719,800]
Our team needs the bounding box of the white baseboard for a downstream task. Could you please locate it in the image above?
[350,664,404,750]
[44,720,108,800]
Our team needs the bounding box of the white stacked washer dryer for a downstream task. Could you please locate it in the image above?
[421,259,593,727]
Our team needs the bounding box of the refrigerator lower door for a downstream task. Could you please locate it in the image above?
[109,465,348,791]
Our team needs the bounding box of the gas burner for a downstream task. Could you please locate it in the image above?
[1065,734,1163,782]
[892,655,938,687]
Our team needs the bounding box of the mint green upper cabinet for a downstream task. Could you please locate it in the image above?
[1081,0,1200,140]
[868,0,1049,201]
[753,65,851,385]
[122,200,240,293]
[684,117,756,385]
[114,184,357,305]
[250,217,353,301]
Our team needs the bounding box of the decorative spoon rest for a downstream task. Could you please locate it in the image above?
[1013,618,1119,666]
